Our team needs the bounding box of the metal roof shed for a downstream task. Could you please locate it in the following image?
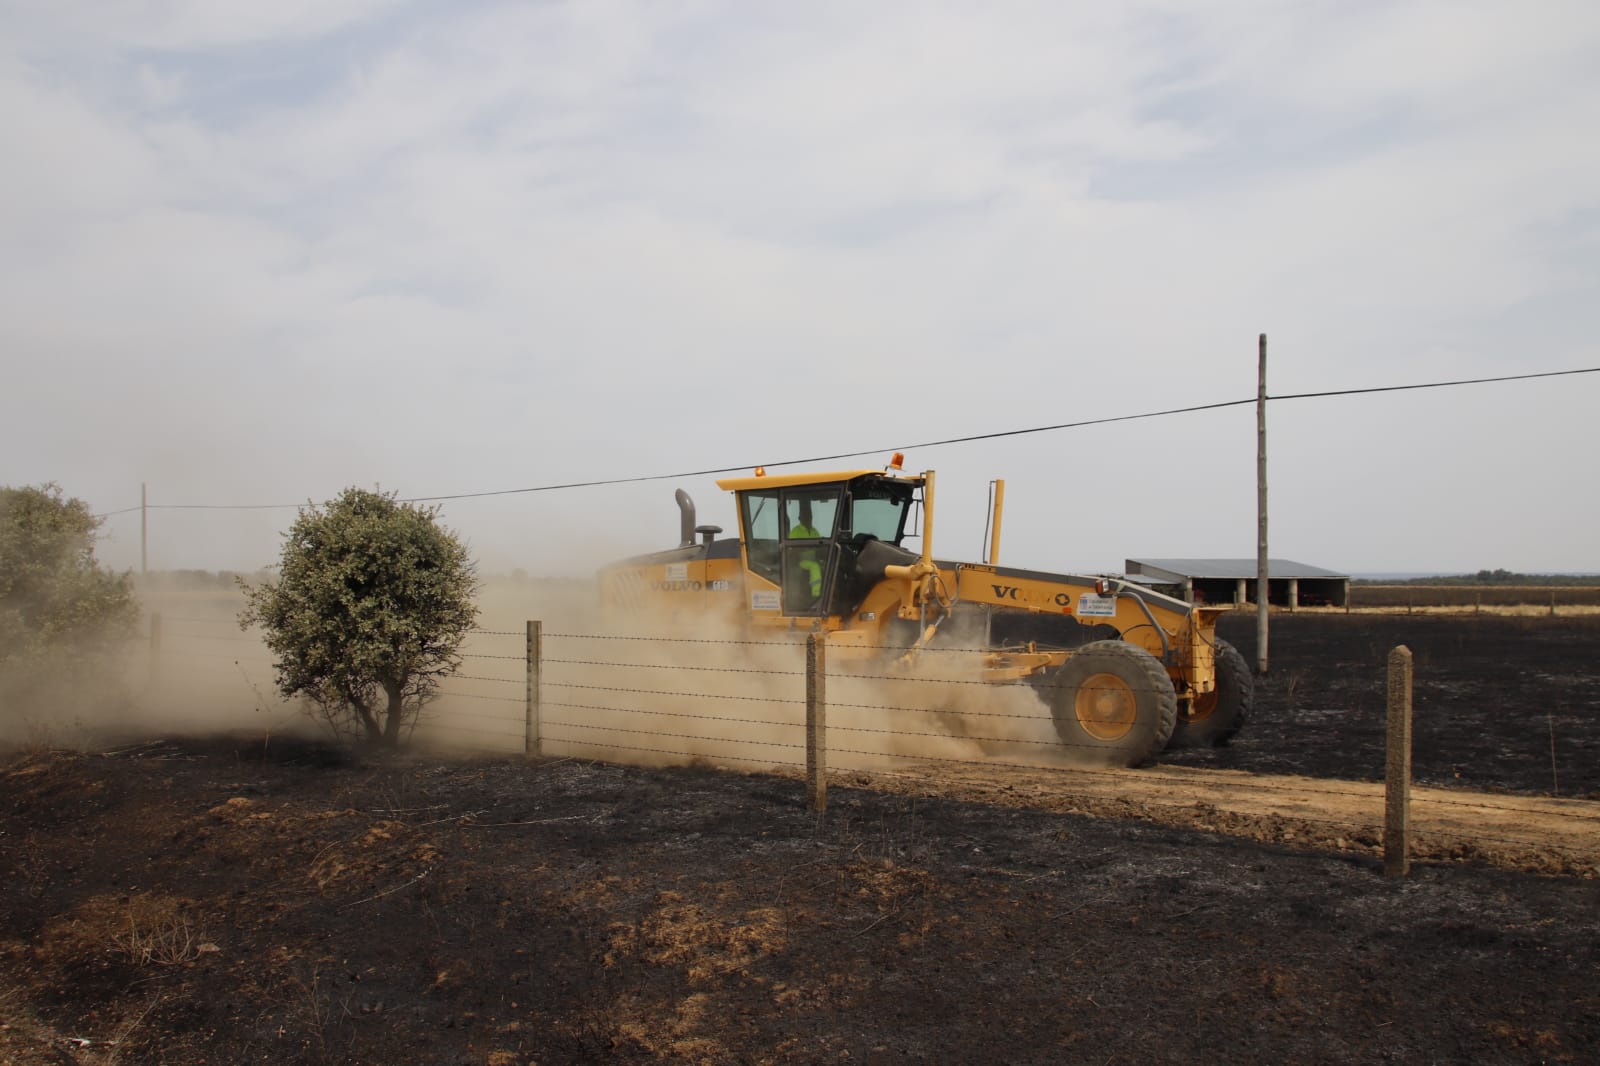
[1125,558,1350,608]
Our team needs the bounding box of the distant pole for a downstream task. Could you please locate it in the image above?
[141,482,148,576]
[1256,334,1269,675]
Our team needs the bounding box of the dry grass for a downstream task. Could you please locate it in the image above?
[109,895,213,967]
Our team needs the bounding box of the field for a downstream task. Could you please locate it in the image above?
[2,605,1598,1063]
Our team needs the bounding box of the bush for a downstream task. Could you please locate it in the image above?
[0,485,139,734]
[240,489,479,747]
[0,484,138,662]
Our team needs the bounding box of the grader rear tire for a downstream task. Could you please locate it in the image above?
[1168,639,1252,749]
[1039,640,1176,767]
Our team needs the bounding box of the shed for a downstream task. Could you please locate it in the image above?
[1125,558,1350,608]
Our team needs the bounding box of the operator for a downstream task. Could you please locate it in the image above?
[789,499,824,603]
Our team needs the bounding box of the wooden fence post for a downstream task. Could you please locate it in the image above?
[1385,645,1413,877]
[526,620,542,757]
[149,611,162,692]
[806,633,827,813]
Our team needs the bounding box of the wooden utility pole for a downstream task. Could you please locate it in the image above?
[141,482,148,576]
[1256,334,1269,675]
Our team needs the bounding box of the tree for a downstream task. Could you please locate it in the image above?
[0,485,139,737]
[240,488,479,748]
[0,484,138,667]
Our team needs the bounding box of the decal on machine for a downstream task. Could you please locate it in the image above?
[1077,593,1119,617]
[990,584,1079,612]
[751,590,781,611]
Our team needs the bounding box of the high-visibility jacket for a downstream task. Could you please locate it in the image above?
[789,522,823,598]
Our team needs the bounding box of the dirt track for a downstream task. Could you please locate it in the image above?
[2,610,1598,1063]
[843,760,1600,878]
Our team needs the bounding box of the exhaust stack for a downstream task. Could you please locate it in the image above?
[675,489,696,548]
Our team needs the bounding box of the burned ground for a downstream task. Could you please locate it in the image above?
[1191,612,1600,797]
[1,612,1597,1064]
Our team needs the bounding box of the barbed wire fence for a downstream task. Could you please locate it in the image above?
[423,623,1600,877]
[1344,585,1600,615]
[135,608,1599,876]
[139,610,302,731]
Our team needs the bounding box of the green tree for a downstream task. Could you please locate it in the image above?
[240,488,480,748]
[0,484,138,666]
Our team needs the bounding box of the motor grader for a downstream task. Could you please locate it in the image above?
[598,455,1251,766]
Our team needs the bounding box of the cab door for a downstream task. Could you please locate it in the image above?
[779,489,841,616]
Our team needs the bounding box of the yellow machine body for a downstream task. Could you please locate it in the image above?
[598,463,1247,764]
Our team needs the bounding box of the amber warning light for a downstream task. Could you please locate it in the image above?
[888,452,905,470]
[754,466,766,477]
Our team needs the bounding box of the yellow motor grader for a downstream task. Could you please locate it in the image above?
[599,456,1251,767]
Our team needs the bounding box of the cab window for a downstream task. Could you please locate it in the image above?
[849,486,910,543]
[782,490,839,540]
[741,490,781,584]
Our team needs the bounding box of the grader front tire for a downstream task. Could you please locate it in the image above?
[1169,639,1252,749]
[1040,640,1176,767]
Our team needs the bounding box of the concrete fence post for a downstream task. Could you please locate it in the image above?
[1385,645,1413,877]
[526,620,542,758]
[806,633,827,813]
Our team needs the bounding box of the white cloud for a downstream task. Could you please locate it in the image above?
[3,0,405,51]
[1,1,1597,575]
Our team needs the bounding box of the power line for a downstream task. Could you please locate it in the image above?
[403,395,1260,504]
[1270,365,1599,402]
[101,364,1599,515]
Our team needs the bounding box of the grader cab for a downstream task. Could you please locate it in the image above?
[599,456,1251,766]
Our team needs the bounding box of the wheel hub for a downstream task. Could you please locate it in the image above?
[1074,672,1137,741]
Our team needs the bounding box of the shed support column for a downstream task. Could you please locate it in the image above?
[1235,578,1247,606]
[1288,578,1299,611]
[1183,578,1194,603]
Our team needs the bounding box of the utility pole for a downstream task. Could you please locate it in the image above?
[141,482,148,576]
[1256,334,1269,675]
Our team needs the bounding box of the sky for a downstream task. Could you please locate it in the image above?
[2,0,1597,578]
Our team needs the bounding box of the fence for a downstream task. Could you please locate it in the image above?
[136,609,1600,878]
[421,623,1599,878]
[1346,584,1600,614]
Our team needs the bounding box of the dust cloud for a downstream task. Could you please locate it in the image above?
[4,573,1072,782]
[0,575,326,752]
[421,577,1070,780]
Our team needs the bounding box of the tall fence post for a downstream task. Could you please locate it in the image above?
[1384,645,1413,877]
[806,633,827,813]
[526,620,542,758]
[148,611,162,692]
[1255,332,1270,675]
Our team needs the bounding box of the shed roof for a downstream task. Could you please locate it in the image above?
[1127,558,1348,581]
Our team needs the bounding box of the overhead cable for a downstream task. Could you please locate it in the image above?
[103,364,1599,515]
